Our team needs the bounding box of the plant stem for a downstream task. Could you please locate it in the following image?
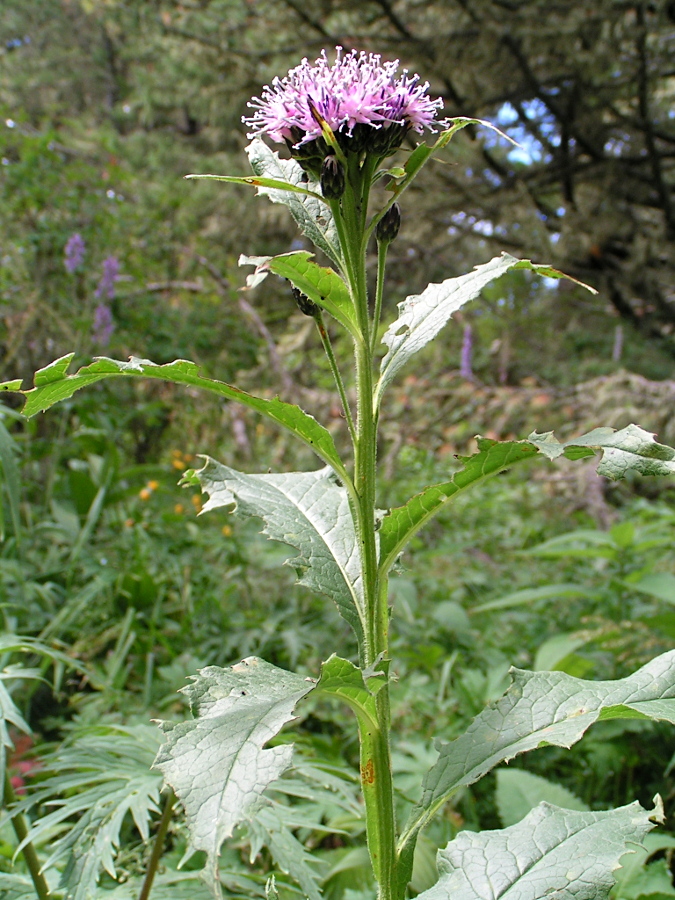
[339,162,398,900]
[358,691,397,900]
[371,240,389,355]
[4,772,51,900]
[359,154,380,232]
[314,312,357,445]
[138,789,176,900]
[354,338,379,665]
[329,198,354,277]
[353,327,398,900]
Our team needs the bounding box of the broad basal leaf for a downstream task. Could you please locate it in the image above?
[415,800,662,900]
[376,254,595,404]
[0,355,347,480]
[194,460,366,642]
[247,139,342,267]
[154,658,315,898]
[241,251,358,335]
[379,427,675,576]
[399,649,675,857]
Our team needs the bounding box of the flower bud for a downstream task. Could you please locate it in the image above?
[290,284,319,317]
[320,155,346,200]
[337,123,370,156]
[375,203,401,244]
[368,122,409,156]
[286,130,327,177]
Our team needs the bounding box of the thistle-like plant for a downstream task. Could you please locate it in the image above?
[4,47,675,900]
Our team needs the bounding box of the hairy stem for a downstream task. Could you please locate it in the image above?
[329,197,355,278]
[314,312,357,444]
[4,772,51,900]
[354,322,398,900]
[338,162,398,900]
[358,688,397,900]
[138,789,176,900]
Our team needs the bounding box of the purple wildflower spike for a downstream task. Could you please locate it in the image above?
[94,256,120,301]
[460,324,473,379]
[243,48,443,155]
[93,304,114,346]
[64,233,85,273]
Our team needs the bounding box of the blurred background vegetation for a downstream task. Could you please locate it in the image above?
[1,2,675,898]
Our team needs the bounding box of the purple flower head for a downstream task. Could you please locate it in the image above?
[244,48,443,155]
[93,303,114,347]
[94,256,120,301]
[64,233,85,273]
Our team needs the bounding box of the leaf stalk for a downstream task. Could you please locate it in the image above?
[314,311,357,445]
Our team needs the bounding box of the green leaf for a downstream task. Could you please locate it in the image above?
[630,572,675,604]
[415,800,662,900]
[0,417,22,544]
[246,139,342,267]
[400,119,488,184]
[399,649,675,860]
[243,251,358,335]
[379,427,675,576]
[376,253,595,404]
[370,118,517,239]
[524,528,619,560]
[379,437,540,575]
[185,172,327,203]
[613,833,675,900]
[93,870,228,900]
[495,768,588,827]
[0,679,31,804]
[0,355,348,481]
[471,583,588,614]
[248,804,326,900]
[316,655,383,730]
[194,460,366,642]
[14,726,163,900]
[616,860,675,900]
[154,658,315,898]
[533,633,591,673]
[529,425,675,478]
[0,637,83,804]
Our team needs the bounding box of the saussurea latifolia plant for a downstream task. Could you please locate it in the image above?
[4,46,675,900]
